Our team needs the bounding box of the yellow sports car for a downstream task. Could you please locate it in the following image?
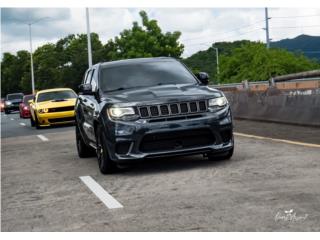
[29,88,77,128]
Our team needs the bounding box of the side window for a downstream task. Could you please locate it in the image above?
[85,70,92,84]
[83,70,89,84]
[91,69,97,91]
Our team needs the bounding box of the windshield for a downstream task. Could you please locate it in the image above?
[100,60,198,92]
[23,95,34,104]
[37,90,77,103]
[7,94,23,100]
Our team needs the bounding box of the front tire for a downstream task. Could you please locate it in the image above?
[30,115,35,127]
[76,123,95,158]
[96,124,118,174]
[35,115,41,129]
[5,109,10,114]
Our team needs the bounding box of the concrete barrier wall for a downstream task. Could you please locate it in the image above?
[215,80,320,92]
[224,89,320,127]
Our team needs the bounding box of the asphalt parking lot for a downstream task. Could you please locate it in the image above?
[1,112,320,231]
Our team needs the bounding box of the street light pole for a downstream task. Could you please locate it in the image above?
[28,23,35,94]
[200,43,220,84]
[86,8,93,68]
[24,17,50,94]
[212,47,220,84]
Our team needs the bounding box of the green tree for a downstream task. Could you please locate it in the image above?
[104,10,184,60]
[61,33,104,90]
[1,51,31,96]
[1,11,184,95]
[183,40,252,84]
[17,50,32,93]
[33,43,60,90]
[219,42,320,83]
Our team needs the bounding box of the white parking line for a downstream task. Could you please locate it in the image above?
[37,134,49,142]
[79,176,123,209]
[19,123,26,126]
[234,132,320,148]
[10,118,14,121]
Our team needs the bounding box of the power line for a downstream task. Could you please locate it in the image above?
[181,19,265,42]
[182,12,320,44]
[186,28,262,47]
[271,14,320,19]
[271,25,320,29]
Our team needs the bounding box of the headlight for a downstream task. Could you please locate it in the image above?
[208,97,228,108]
[5,101,12,106]
[108,107,136,120]
[38,108,48,113]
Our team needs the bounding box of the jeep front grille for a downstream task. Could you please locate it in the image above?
[138,100,208,118]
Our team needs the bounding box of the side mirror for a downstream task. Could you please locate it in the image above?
[196,72,209,85]
[79,84,93,95]
[28,100,33,104]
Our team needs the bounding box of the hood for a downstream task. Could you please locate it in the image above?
[36,98,76,108]
[101,84,222,105]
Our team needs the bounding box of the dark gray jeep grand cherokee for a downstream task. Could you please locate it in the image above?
[75,57,233,174]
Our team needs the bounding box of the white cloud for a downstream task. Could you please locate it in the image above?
[1,8,320,58]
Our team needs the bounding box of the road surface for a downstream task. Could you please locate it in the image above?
[1,112,320,231]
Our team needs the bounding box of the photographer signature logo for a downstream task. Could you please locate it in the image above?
[275,209,308,222]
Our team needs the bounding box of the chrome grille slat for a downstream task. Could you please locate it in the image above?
[138,100,208,119]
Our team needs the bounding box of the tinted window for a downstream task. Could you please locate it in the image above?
[91,69,97,90]
[7,94,23,100]
[85,70,92,84]
[100,60,198,92]
[37,90,77,103]
[23,95,34,104]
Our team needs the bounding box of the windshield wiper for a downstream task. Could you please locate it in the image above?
[105,87,126,93]
[106,86,147,93]
[51,99,67,102]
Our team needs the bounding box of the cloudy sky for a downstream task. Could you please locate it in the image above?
[1,8,320,57]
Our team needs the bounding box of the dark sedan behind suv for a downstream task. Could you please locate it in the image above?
[75,57,233,174]
[4,93,24,114]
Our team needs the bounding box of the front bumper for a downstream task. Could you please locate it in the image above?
[101,107,234,162]
[37,110,75,126]
[5,104,20,112]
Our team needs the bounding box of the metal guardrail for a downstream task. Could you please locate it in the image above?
[210,77,320,89]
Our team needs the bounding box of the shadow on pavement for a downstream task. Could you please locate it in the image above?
[115,154,233,176]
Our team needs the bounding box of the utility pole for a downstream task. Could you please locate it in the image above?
[265,7,270,49]
[86,8,93,68]
[28,23,35,94]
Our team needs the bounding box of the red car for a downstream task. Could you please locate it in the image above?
[19,94,34,118]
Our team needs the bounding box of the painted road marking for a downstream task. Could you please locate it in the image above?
[234,132,320,148]
[10,118,14,120]
[80,176,123,209]
[37,134,49,142]
[19,123,26,126]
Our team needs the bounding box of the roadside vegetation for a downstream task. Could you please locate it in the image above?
[1,11,319,95]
